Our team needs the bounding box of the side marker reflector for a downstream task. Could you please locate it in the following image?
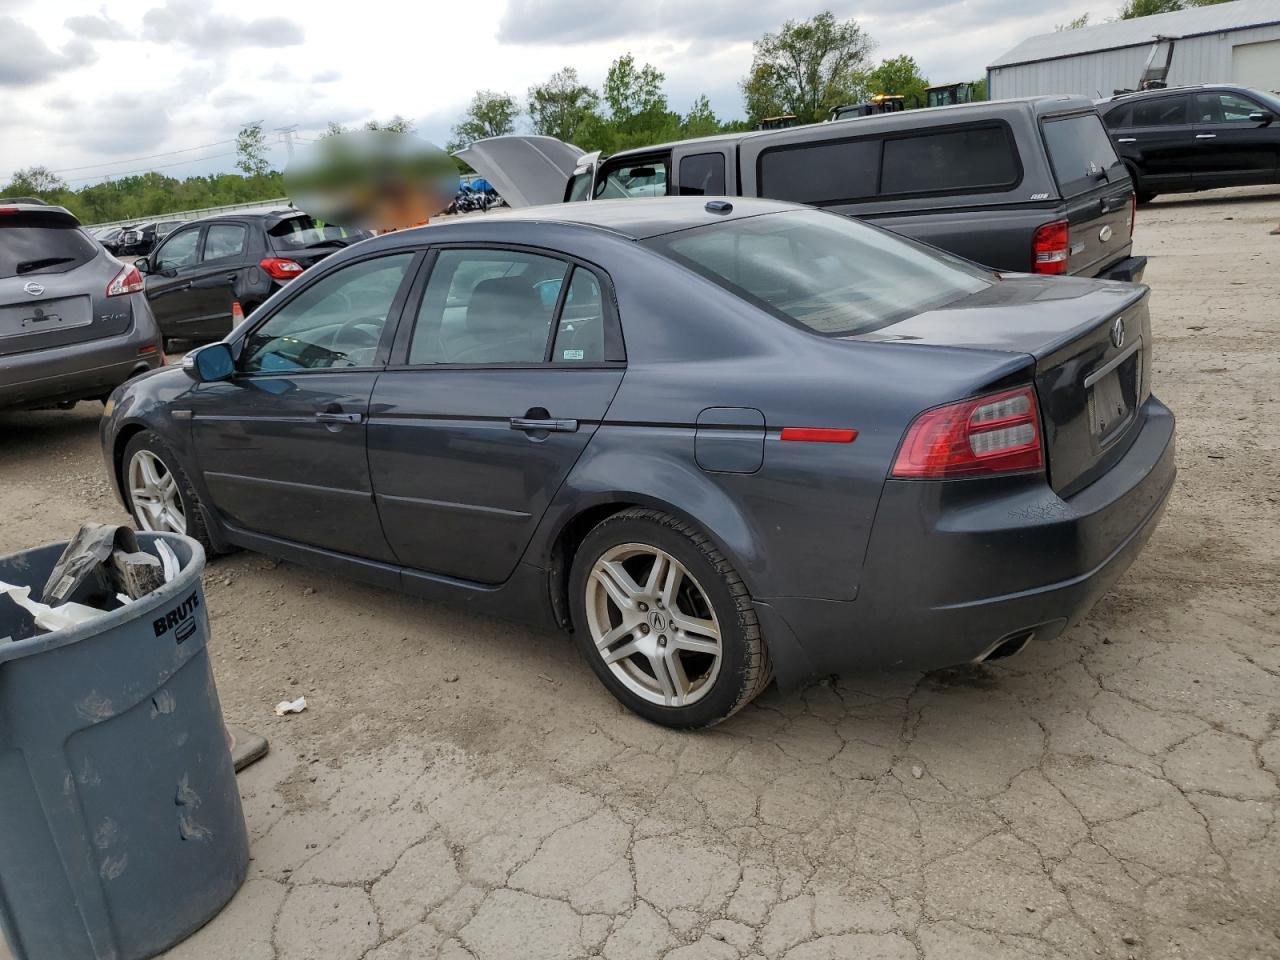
[780,427,857,443]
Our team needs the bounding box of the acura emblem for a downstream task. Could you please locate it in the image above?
[23,281,44,296]
[1110,316,1125,349]
[1099,225,1113,243]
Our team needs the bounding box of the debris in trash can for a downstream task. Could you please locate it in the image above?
[109,550,165,599]
[156,539,180,582]
[42,522,181,609]
[275,696,307,716]
[1,580,108,632]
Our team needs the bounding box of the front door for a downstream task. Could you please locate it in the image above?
[1190,90,1280,187]
[369,247,624,583]
[144,225,204,336]
[187,251,419,560]
[1121,94,1196,190]
[182,221,249,339]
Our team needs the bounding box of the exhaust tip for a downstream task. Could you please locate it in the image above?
[975,630,1035,663]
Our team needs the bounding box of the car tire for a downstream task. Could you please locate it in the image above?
[568,508,772,729]
[121,430,217,555]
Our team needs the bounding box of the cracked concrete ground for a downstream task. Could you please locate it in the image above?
[1,186,1277,960]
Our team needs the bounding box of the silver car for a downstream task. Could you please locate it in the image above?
[1,200,163,409]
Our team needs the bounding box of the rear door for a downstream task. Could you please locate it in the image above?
[1190,90,1280,186]
[369,246,624,583]
[0,208,120,357]
[144,225,204,337]
[187,251,419,560]
[1120,94,1196,189]
[1040,111,1135,277]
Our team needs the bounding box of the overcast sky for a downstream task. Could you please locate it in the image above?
[0,0,1106,187]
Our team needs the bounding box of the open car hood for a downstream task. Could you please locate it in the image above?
[454,135,585,208]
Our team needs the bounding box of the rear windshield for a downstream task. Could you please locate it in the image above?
[1042,113,1125,196]
[644,209,991,337]
[0,214,98,279]
[268,216,370,250]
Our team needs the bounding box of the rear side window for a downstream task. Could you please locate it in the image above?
[552,267,605,362]
[202,224,247,261]
[1103,105,1130,129]
[679,153,726,196]
[759,139,878,205]
[1042,113,1125,196]
[881,125,1019,195]
[1131,97,1188,127]
[0,214,97,279]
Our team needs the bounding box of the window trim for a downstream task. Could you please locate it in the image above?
[387,242,626,370]
[229,248,425,377]
[755,119,1024,205]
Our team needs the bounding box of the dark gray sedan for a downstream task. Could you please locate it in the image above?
[100,198,1175,728]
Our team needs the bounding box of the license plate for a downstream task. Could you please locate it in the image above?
[1089,369,1130,444]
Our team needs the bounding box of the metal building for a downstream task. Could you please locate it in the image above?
[987,0,1280,100]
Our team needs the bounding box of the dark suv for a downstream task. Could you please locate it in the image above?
[1,200,162,409]
[136,210,371,345]
[1099,84,1280,203]
[460,96,1145,282]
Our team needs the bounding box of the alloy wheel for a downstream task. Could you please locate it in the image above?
[584,543,723,707]
[127,449,187,534]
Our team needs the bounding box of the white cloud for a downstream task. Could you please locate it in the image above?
[0,16,97,87]
[140,0,304,54]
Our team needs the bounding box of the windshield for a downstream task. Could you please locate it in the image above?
[1042,113,1125,197]
[644,210,991,337]
[0,214,98,279]
[268,216,370,250]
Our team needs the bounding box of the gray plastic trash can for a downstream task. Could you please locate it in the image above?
[0,532,248,960]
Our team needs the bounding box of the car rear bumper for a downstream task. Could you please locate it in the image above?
[0,314,162,409]
[1098,255,1147,283]
[756,395,1175,686]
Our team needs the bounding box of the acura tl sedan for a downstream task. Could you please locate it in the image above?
[100,198,1175,728]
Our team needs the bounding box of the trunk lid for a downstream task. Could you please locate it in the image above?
[454,135,585,207]
[1,208,130,357]
[854,275,1152,495]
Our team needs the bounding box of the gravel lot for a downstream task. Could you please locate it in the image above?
[2,186,1277,960]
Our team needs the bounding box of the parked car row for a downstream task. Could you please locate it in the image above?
[93,219,187,257]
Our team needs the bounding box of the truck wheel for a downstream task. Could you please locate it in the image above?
[569,508,772,729]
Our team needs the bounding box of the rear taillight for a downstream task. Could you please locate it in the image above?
[259,257,304,280]
[1032,220,1069,275]
[1129,193,1137,238]
[891,385,1044,479]
[106,263,144,297]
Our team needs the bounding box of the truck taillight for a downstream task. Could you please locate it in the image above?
[106,263,144,297]
[259,257,304,280]
[891,386,1044,479]
[1032,220,1069,275]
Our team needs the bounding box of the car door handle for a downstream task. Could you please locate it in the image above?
[510,417,578,433]
[1195,133,1217,139]
[315,411,363,424]
[1117,137,1136,143]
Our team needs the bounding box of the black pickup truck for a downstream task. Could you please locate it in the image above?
[459,96,1146,282]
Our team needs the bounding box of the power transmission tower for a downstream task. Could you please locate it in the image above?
[275,125,299,161]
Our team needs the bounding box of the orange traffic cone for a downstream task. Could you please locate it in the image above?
[231,300,245,326]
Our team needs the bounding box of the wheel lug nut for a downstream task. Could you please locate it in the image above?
[658,635,667,647]
[638,601,648,612]
[640,624,650,635]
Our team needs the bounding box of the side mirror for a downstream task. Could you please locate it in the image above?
[183,343,234,383]
[1249,111,1275,125]
[134,257,151,275]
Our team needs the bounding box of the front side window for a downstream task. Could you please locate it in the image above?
[409,249,569,364]
[880,125,1020,195]
[1131,97,1188,127]
[1042,114,1125,196]
[595,157,669,199]
[154,229,200,271]
[679,153,726,196]
[760,139,879,205]
[1103,105,1130,129]
[240,254,413,373]
[202,224,247,261]
[645,209,990,337]
[1194,92,1263,123]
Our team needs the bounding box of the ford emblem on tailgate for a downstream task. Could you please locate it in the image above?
[23,281,44,296]
[1111,316,1125,349]
[1099,225,1113,243]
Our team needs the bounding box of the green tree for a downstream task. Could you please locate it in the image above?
[3,165,68,197]
[1118,0,1181,16]
[449,91,520,150]
[970,78,988,102]
[864,54,929,107]
[682,95,721,138]
[527,67,602,143]
[604,54,667,123]
[1056,12,1090,28]
[365,115,414,134]
[235,122,270,176]
[740,11,877,124]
